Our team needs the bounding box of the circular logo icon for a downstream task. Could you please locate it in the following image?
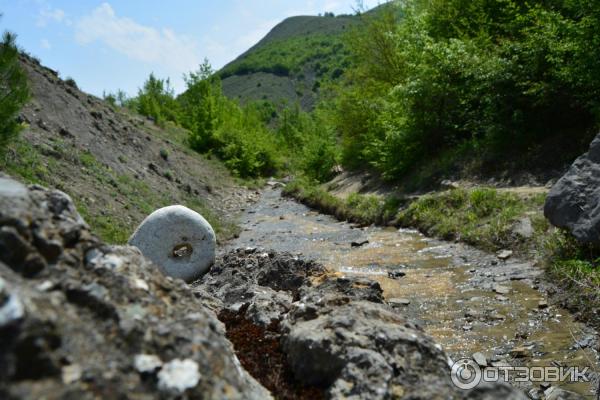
[451,358,482,390]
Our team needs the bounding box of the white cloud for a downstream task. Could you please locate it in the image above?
[75,3,201,76]
[36,6,67,27]
[40,38,51,49]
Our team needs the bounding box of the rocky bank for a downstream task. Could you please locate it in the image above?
[0,175,526,399]
[545,132,600,245]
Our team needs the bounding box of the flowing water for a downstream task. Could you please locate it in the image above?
[227,188,599,397]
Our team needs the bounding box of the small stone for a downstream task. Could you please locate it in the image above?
[36,280,55,292]
[509,346,530,358]
[496,249,513,260]
[132,278,149,291]
[0,285,25,328]
[387,271,406,280]
[157,358,201,393]
[538,300,548,309]
[388,298,411,306]
[495,295,509,302]
[493,285,511,295]
[62,364,82,384]
[489,312,506,321]
[472,352,487,367]
[527,388,542,400]
[134,354,163,374]
[462,324,473,331]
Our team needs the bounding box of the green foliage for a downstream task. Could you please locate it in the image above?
[331,0,600,181]
[283,176,401,225]
[179,61,221,152]
[159,148,169,160]
[178,62,281,178]
[213,101,281,178]
[103,89,129,108]
[220,34,351,81]
[64,76,77,89]
[136,73,180,125]
[0,31,29,150]
[396,188,545,251]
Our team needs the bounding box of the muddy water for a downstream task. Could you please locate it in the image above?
[227,188,599,397]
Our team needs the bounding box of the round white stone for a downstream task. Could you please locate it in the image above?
[128,205,216,282]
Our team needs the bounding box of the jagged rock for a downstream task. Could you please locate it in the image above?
[195,249,526,399]
[129,205,216,282]
[545,133,600,244]
[472,352,488,367]
[0,176,269,399]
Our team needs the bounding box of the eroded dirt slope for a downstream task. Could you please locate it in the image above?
[1,55,254,243]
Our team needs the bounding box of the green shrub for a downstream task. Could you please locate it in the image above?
[0,31,29,150]
[64,76,77,89]
[159,148,169,160]
[330,0,600,181]
[396,188,541,250]
[136,73,180,125]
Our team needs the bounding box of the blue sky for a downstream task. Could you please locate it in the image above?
[1,0,380,97]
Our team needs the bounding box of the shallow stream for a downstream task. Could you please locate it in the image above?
[227,188,599,397]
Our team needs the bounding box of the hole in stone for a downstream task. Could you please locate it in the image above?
[172,243,193,259]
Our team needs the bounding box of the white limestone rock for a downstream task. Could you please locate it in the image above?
[158,358,201,393]
[128,205,216,282]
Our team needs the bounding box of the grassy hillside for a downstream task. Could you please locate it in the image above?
[0,55,252,244]
[218,14,359,110]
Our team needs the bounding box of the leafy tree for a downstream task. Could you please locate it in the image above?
[0,30,29,150]
[329,0,600,181]
[103,89,129,108]
[179,60,221,152]
[136,73,180,125]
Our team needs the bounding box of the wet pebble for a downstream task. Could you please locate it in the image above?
[496,249,513,260]
[493,284,511,295]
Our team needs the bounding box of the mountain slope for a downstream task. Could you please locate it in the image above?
[0,55,254,244]
[218,14,359,110]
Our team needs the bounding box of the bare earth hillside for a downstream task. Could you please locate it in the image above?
[1,55,255,243]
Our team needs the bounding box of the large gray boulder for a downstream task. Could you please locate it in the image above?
[129,205,216,282]
[544,134,600,244]
[0,176,269,399]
